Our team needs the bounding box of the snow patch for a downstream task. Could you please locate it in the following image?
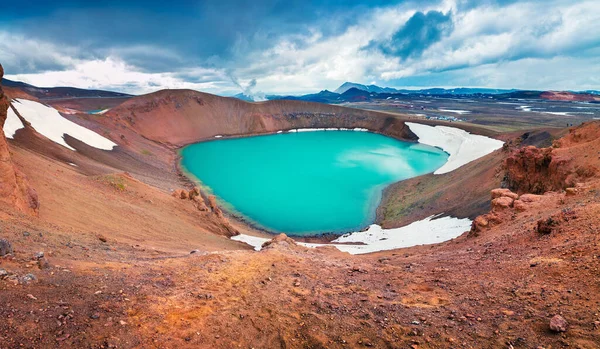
[406,122,504,174]
[231,215,472,255]
[438,109,470,115]
[231,234,269,251]
[11,99,117,151]
[4,107,24,139]
[517,105,532,112]
[332,215,472,254]
[284,128,370,133]
[543,111,571,116]
[94,109,110,115]
[296,128,323,132]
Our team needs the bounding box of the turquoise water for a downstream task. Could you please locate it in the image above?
[180,131,448,236]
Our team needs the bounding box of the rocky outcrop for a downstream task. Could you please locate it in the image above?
[172,187,237,236]
[261,233,303,252]
[503,123,600,194]
[188,187,209,211]
[470,188,524,234]
[0,64,39,215]
[207,195,223,218]
[503,146,569,194]
[470,185,581,235]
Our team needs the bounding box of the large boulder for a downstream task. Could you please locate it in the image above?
[491,188,518,200]
[189,186,201,199]
[470,188,521,235]
[491,196,514,211]
[207,195,224,218]
[549,315,568,332]
[0,64,39,215]
[261,233,302,252]
[192,194,209,212]
[0,238,13,256]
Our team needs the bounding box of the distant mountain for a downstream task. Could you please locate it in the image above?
[268,90,342,104]
[1,78,132,99]
[333,82,517,95]
[334,82,400,94]
[576,90,600,95]
[416,87,518,95]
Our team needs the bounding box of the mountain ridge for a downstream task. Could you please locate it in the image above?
[1,78,133,99]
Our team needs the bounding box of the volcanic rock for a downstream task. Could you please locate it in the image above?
[189,186,201,199]
[519,194,543,203]
[38,257,50,269]
[513,200,528,212]
[470,216,490,232]
[549,315,568,332]
[470,188,521,234]
[192,195,209,211]
[491,196,514,211]
[0,238,13,256]
[262,234,300,251]
[565,188,577,196]
[537,217,560,235]
[207,195,223,218]
[491,188,518,200]
[503,141,597,194]
[20,273,37,284]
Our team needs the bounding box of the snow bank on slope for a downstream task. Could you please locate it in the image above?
[231,215,471,255]
[11,99,116,151]
[332,215,471,254]
[94,109,110,115]
[406,122,503,174]
[4,107,24,139]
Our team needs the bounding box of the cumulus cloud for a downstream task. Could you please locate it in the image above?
[239,0,600,92]
[1,0,599,94]
[370,10,454,59]
[0,32,83,74]
[6,57,234,95]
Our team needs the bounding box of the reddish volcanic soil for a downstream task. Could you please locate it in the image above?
[541,91,600,102]
[1,68,600,347]
[2,130,600,347]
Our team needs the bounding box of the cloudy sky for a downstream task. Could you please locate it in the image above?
[1,0,599,96]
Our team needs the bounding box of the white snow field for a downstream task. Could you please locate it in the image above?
[232,215,472,255]
[11,99,116,151]
[4,107,25,139]
[406,122,504,174]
